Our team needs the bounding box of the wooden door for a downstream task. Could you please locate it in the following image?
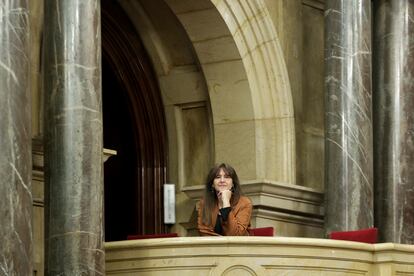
[102,0,167,241]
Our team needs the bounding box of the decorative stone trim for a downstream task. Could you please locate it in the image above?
[105,237,414,275]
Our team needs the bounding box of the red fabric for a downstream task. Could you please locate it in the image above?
[249,227,274,236]
[329,227,378,244]
[127,233,178,240]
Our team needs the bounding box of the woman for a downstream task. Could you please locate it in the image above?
[197,163,252,236]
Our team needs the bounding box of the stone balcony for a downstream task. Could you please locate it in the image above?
[105,237,414,275]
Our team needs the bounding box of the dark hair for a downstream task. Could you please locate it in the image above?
[201,163,243,225]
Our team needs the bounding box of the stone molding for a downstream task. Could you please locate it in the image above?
[182,180,323,218]
[105,237,414,275]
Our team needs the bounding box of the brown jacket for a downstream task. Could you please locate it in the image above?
[197,195,252,236]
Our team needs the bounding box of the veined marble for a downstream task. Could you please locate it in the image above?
[324,0,373,233]
[373,0,414,244]
[0,0,32,275]
[43,0,104,274]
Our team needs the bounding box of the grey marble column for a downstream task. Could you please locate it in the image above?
[373,0,414,244]
[0,1,32,275]
[324,0,373,233]
[43,0,104,274]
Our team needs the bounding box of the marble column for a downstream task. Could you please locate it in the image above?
[43,0,104,274]
[0,1,32,275]
[324,0,373,233]
[373,0,414,244]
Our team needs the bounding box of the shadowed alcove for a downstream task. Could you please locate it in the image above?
[101,0,167,241]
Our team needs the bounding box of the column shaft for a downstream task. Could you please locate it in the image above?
[324,0,373,233]
[43,0,104,274]
[374,0,414,244]
[0,0,32,275]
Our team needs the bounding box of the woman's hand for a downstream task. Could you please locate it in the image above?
[217,189,232,208]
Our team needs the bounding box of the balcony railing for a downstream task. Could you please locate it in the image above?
[105,236,414,275]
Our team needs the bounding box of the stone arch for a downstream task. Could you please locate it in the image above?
[120,0,294,184]
[166,0,295,184]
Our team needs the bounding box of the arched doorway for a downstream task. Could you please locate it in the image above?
[101,0,167,241]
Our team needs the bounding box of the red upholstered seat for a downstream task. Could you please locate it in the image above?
[248,227,274,236]
[329,227,378,244]
[127,233,179,240]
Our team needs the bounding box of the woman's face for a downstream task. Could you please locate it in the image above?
[212,168,233,193]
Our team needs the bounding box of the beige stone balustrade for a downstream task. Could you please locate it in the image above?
[105,237,414,275]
